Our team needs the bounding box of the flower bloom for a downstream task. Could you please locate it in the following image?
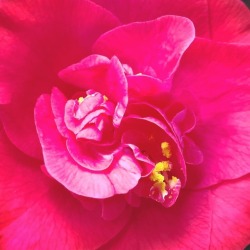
[0,0,250,249]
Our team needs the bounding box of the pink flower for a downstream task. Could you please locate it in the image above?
[0,0,250,249]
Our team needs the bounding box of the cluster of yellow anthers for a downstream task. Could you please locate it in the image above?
[150,142,179,199]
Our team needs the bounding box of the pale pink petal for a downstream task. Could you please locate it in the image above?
[107,150,142,194]
[66,138,113,171]
[76,125,102,141]
[35,94,141,198]
[59,55,128,127]
[93,15,195,80]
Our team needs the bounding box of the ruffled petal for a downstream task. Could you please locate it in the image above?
[93,0,250,43]
[0,126,130,250]
[173,38,250,188]
[0,0,119,158]
[93,15,195,80]
[59,55,128,127]
[35,94,141,198]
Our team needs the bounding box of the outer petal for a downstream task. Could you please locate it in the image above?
[0,127,130,250]
[93,0,250,43]
[100,176,250,250]
[209,176,250,249]
[100,189,212,250]
[93,15,195,80]
[173,38,250,188]
[0,0,119,158]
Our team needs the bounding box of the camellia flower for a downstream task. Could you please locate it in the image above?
[0,0,250,249]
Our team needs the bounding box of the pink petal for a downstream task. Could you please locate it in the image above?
[35,94,115,198]
[182,136,203,165]
[0,127,130,249]
[0,0,119,158]
[93,15,195,80]
[209,175,250,249]
[121,115,187,185]
[100,176,250,250]
[76,125,102,141]
[64,99,107,135]
[50,87,69,138]
[173,38,250,188]
[66,138,113,171]
[127,74,170,99]
[100,189,212,249]
[107,149,142,194]
[59,55,128,126]
[35,94,141,198]
[101,196,127,221]
[93,0,250,43]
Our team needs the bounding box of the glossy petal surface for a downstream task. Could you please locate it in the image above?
[173,38,250,188]
[0,0,119,158]
[93,0,250,43]
[94,15,195,80]
[0,127,130,250]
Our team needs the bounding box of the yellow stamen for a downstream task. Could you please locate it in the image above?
[103,95,108,101]
[150,171,164,183]
[78,97,84,104]
[155,161,171,172]
[161,141,171,158]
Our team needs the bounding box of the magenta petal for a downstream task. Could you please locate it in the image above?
[66,138,113,171]
[101,190,211,249]
[50,87,69,138]
[101,196,127,221]
[171,109,196,139]
[76,92,104,119]
[0,126,130,249]
[93,15,195,80]
[60,55,128,127]
[64,99,106,135]
[58,54,111,90]
[35,94,141,198]
[1,103,43,159]
[35,94,114,198]
[209,176,250,249]
[174,38,250,188]
[127,74,170,98]
[76,125,102,141]
[93,0,250,43]
[183,136,203,165]
[107,151,142,194]
[0,0,119,158]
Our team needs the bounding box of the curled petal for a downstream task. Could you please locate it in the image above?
[59,55,128,127]
[35,94,141,198]
[93,15,195,80]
